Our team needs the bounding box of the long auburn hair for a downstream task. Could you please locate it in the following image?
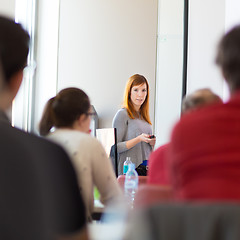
[123,74,151,124]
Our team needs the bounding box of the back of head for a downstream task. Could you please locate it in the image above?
[182,88,222,114]
[216,25,240,93]
[39,87,90,136]
[0,16,30,84]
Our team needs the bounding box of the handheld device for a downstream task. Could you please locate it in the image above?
[149,135,155,139]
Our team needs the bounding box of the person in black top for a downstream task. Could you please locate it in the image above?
[0,15,88,240]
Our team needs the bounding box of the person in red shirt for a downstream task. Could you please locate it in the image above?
[169,25,240,201]
[147,88,222,186]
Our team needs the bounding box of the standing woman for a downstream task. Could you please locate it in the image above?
[39,87,121,221]
[113,74,156,175]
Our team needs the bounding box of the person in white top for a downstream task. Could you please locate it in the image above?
[39,87,121,220]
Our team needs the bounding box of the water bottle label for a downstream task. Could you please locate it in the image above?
[124,180,137,189]
[123,165,128,174]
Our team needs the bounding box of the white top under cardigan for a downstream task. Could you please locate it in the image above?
[47,129,121,220]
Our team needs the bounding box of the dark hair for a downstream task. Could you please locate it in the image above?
[0,16,30,83]
[216,25,240,92]
[39,87,91,136]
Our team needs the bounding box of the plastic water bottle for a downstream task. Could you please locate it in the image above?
[124,163,138,209]
[123,157,132,175]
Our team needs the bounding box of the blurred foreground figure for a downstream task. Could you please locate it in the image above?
[0,16,88,239]
[147,88,222,186]
[125,203,240,240]
[169,25,240,200]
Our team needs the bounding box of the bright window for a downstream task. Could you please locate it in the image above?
[13,0,37,132]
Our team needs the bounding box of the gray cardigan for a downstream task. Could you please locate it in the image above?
[112,108,152,175]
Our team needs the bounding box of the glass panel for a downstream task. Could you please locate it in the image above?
[154,0,186,146]
[13,0,37,132]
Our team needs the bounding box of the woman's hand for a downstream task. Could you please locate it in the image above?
[138,133,151,143]
[138,133,156,147]
[126,134,156,150]
[148,137,156,147]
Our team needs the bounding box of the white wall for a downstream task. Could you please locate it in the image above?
[187,0,240,102]
[0,0,15,17]
[223,0,240,100]
[57,0,158,128]
[187,0,226,99]
[225,0,240,31]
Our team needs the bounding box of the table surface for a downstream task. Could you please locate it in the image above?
[88,221,126,240]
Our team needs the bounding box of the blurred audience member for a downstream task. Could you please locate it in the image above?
[0,16,88,239]
[169,25,240,200]
[39,87,121,221]
[148,88,222,186]
[181,88,223,114]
